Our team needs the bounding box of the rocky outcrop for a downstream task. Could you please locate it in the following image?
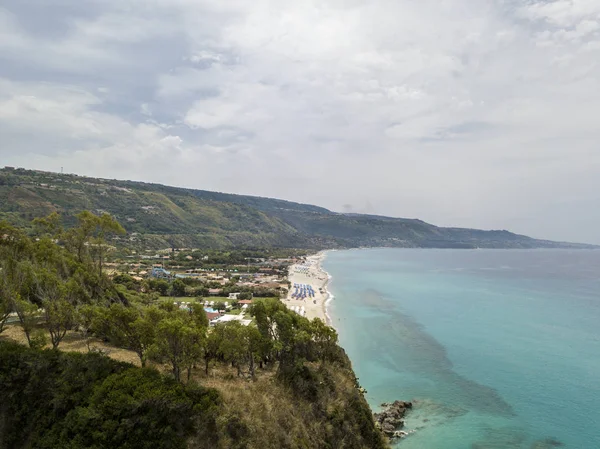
[373,400,413,440]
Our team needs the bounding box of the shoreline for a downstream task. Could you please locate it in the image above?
[285,250,334,325]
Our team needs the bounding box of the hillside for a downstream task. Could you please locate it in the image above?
[0,340,386,449]
[0,167,591,249]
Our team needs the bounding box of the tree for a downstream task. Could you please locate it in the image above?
[35,269,76,349]
[249,298,287,344]
[64,211,98,264]
[149,279,170,296]
[43,298,75,349]
[217,322,248,377]
[244,325,264,378]
[96,304,160,367]
[310,318,338,363]
[189,302,209,329]
[63,211,125,273]
[171,279,186,297]
[151,318,205,382]
[75,304,97,351]
[0,275,13,334]
[0,299,10,334]
[204,325,223,375]
[213,301,226,312]
[12,296,46,349]
[32,212,62,239]
[94,213,126,274]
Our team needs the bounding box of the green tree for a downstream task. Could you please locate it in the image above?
[310,318,338,363]
[64,211,98,264]
[149,279,170,295]
[213,301,226,312]
[94,213,126,274]
[0,275,13,334]
[96,304,161,367]
[217,322,248,377]
[63,211,125,273]
[75,304,97,351]
[32,212,62,239]
[12,296,46,348]
[151,318,205,382]
[244,325,264,378]
[189,302,210,329]
[35,269,76,349]
[171,279,186,297]
[43,298,75,349]
[204,325,223,375]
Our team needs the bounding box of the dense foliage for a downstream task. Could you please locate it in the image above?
[0,341,220,449]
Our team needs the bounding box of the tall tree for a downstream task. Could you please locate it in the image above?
[43,297,75,349]
[217,322,248,377]
[243,325,264,379]
[35,268,76,349]
[0,278,12,334]
[63,211,125,273]
[94,213,126,274]
[151,318,204,382]
[96,304,161,367]
[310,318,338,363]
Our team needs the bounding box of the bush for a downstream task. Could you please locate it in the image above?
[0,341,221,449]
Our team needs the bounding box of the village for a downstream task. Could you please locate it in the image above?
[102,248,318,327]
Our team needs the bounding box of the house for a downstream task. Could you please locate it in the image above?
[208,288,223,296]
[238,300,253,305]
[228,292,240,300]
[205,311,221,322]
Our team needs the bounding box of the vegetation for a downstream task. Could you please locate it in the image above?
[0,341,220,449]
[1,167,590,249]
[0,213,387,448]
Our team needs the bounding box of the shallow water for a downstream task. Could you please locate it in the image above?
[324,249,600,448]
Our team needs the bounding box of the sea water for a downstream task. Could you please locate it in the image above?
[323,249,600,448]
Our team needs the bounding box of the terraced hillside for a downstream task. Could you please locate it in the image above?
[0,167,592,249]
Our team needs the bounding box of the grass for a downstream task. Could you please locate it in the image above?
[0,324,142,366]
[159,296,197,302]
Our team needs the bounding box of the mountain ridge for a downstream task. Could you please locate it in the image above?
[0,167,594,250]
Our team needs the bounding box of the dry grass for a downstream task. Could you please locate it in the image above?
[0,324,141,366]
[188,360,366,449]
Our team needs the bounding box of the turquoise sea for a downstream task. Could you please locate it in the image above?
[323,249,600,449]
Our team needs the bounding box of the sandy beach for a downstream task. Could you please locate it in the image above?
[285,251,332,324]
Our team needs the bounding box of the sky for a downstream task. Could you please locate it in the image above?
[1,0,599,244]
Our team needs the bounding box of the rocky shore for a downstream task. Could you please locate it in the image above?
[374,400,413,440]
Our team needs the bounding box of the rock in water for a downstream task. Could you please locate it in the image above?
[373,400,413,439]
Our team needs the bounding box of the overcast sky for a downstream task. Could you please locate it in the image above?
[1,0,599,244]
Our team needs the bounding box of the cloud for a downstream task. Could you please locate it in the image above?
[1,0,600,244]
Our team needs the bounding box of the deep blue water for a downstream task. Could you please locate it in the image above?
[323,249,600,449]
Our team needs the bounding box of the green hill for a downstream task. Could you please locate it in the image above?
[0,167,592,249]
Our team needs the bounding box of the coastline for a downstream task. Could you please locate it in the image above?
[286,250,334,325]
